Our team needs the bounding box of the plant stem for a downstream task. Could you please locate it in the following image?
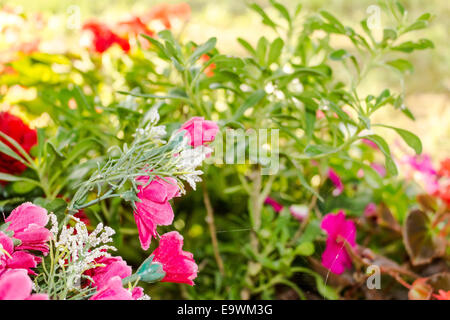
[202,181,225,276]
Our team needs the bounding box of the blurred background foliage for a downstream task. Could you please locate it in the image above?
[2,0,448,158]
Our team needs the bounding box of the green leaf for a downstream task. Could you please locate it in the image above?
[11,181,36,194]
[395,1,406,16]
[188,37,217,65]
[295,242,315,256]
[233,89,266,120]
[270,0,291,25]
[382,28,398,43]
[403,210,446,266]
[0,131,33,167]
[392,39,434,53]
[386,59,414,73]
[0,140,29,167]
[330,49,350,61]
[118,90,190,103]
[0,173,40,185]
[136,255,166,283]
[362,135,398,175]
[237,38,256,56]
[304,144,339,157]
[140,34,169,60]
[267,37,284,65]
[374,125,422,154]
[319,10,345,33]
[249,3,278,30]
[256,37,269,65]
[305,110,315,142]
[33,197,67,220]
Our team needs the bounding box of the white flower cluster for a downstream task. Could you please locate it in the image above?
[174,137,212,191]
[49,214,116,289]
[135,107,167,142]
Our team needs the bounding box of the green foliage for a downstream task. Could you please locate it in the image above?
[0,0,444,300]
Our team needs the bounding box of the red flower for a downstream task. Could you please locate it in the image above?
[142,3,191,29]
[116,16,154,38]
[200,54,216,77]
[0,112,37,183]
[438,158,450,177]
[134,176,180,250]
[84,255,132,289]
[82,21,130,54]
[115,16,155,49]
[434,290,450,300]
[152,231,198,285]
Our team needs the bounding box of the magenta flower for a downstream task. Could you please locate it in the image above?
[320,210,356,275]
[134,176,180,250]
[328,168,344,196]
[402,155,439,194]
[152,231,198,286]
[90,276,136,300]
[0,269,48,300]
[6,202,51,255]
[85,255,132,289]
[364,203,377,218]
[179,117,219,147]
[0,231,41,275]
[264,197,283,213]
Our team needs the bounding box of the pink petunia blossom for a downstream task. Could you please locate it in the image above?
[90,276,135,300]
[134,176,180,250]
[402,155,439,194]
[152,231,198,286]
[320,210,356,275]
[328,168,344,196]
[6,202,51,255]
[0,269,48,300]
[0,231,41,275]
[179,117,219,147]
[264,197,283,213]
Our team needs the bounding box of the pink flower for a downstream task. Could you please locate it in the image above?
[289,205,308,221]
[84,255,132,289]
[134,176,180,250]
[328,168,344,196]
[90,276,135,300]
[364,203,377,218]
[362,139,379,150]
[402,155,439,194]
[6,202,51,255]
[320,210,356,275]
[152,231,198,285]
[371,163,386,177]
[0,231,41,275]
[0,269,48,300]
[179,117,219,147]
[264,197,283,213]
